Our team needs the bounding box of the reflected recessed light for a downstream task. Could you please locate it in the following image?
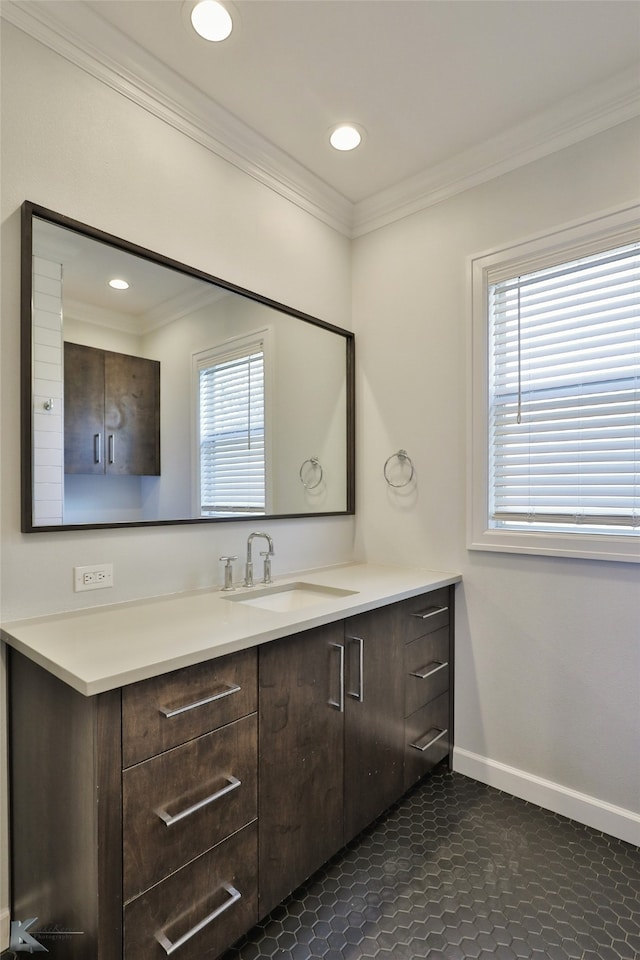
[191,0,233,41]
[109,278,129,290]
[329,124,363,152]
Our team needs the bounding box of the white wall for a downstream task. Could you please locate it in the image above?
[0,22,354,619]
[352,118,640,844]
[0,23,354,946]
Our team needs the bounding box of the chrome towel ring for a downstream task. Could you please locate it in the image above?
[299,456,324,489]
[383,449,415,488]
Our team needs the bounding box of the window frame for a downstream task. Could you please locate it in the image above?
[192,328,273,518]
[468,204,640,564]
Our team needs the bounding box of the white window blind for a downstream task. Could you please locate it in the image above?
[489,241,639,534]
[199,343,265,516]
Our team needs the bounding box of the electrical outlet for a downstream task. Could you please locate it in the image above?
[74,563,114,592]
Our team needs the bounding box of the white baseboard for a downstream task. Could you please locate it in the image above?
[0,905,10,952]
[453,747,640,847]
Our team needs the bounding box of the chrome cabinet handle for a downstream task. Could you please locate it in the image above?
[94,433,102,464]
[329,642,344,712]
[410,726,448,752]
[156,775,241,827]
[159,682,241,718]
[411,605,448,620]
[108,433,115,464]
[346,636,364,701]
[410,660,448,680]
[155,882,241,955]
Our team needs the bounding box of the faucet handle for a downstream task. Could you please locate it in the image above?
[260,550,273,584]
[219,555,238,592]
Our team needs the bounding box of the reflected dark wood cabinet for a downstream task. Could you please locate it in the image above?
[8,587,454,959]
[64,341,160,476]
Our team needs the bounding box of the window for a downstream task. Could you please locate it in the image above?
[195,335,267,516]
[469,207,640,563]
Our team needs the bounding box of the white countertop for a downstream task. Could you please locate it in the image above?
[1,563,461,696]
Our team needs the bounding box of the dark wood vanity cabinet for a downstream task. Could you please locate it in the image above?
[402,587,454,790]
[258,586,455,918]
[259,621,346,915]
[343,603,407,843]
[8,585,454,960]
[64,341,160,476]
[9,647,258,960]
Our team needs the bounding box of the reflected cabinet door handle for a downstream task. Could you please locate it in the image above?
[156,775,241,826]
[108,433,115,464]
[155,882,242,955]
[93,433,102,464]
[159,682,241,718]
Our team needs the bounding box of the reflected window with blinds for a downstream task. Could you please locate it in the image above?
[489,241,639,535]
[198,337,265,516]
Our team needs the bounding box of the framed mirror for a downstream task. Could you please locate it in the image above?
[21,202,355,532]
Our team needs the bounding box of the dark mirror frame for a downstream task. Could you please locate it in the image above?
[21,201,355,532]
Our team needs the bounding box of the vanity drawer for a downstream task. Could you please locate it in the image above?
[398,587,450,643]
[122,647,257,766]
[404,626,450,717]
[124,821,258,960]
[404,691,450,790]
[123,713,257,901]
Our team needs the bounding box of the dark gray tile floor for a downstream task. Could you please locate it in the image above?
[223,763,640,960]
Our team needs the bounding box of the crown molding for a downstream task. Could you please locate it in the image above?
[1,1,354,236]
[352,64,640,237]
[4,1,639,240]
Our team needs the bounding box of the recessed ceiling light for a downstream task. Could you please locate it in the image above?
[329,124,363,152]
[109,278,129,290]
[190,0,233,41]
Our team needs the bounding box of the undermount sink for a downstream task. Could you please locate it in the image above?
[224,581,358,613]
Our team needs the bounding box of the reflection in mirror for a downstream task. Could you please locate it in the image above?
[22,203,354,531]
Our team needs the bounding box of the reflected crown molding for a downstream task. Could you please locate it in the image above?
[3,1,640,239]
[65,281,226,336]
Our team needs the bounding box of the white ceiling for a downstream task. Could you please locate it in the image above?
[4,0,640,235]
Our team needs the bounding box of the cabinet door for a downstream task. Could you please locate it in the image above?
[64,341,105,475]
[258,622,345,916]
[343,603,405,843]
[104,350,160,476]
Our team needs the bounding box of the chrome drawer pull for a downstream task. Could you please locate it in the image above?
[410,726,448,752]
[159,682,241,718]
[410,605,448,620]
[156,775,241,827]
[155,882,241,955]
[410,660,448,680]
[329,642,345,712]
[346,636,364,702]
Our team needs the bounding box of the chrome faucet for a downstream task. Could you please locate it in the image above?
[245,532,274,587]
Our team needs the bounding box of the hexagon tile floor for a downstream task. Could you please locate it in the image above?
[222,764,640,960]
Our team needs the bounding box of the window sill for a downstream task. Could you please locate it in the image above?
[468,527,640,564]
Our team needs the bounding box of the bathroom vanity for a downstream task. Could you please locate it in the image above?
[3,563,459,960]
